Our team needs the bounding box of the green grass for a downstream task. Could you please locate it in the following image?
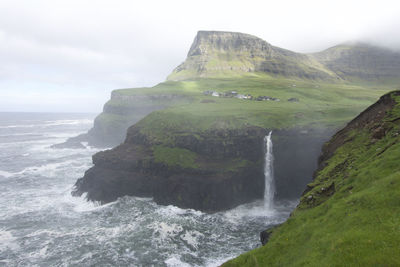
[223,93,400,266]
[120,75,391,145]
[153,145,198,169]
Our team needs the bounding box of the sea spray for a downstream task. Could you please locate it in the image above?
[264,131,275,209]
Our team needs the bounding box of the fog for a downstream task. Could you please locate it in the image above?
[0,0,399,112]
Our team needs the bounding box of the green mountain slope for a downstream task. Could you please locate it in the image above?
[223,91,400,266]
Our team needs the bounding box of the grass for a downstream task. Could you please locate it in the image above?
[123,75,391,143]
[153,145,198,169]
[222,92,400,266]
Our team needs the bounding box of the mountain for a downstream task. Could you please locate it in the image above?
[167,31,336,81]
[313,42,400,81]
[168,31,400,82]
[223,91,400,266]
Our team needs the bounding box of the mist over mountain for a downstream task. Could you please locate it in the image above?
[169,31,400,82]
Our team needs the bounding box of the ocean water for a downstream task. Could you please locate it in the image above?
[0,112,296,266]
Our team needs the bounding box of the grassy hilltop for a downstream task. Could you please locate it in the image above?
[105,74,390,145]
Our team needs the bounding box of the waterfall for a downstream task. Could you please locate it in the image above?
[263,131,275,209]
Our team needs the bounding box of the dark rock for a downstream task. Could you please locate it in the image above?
[288,98,300,102]
[299,91,400,207]
[260,227,276,246]
[273,128,335,200]
[51,134,87,149]
[317,91,400,168]
[200,99,216,103]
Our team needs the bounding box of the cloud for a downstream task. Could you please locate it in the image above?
[0,0,399,112]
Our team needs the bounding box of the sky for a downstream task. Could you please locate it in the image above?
[0,0,399,112]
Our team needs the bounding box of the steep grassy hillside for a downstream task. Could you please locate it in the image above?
[223,91,400,266]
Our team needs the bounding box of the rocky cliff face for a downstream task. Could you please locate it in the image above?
[73,124,268,212]
[273,128,335,200]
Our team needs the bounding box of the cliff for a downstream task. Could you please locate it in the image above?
[223,91,400,266]
[74,124,268,212]
[54,85,194,148]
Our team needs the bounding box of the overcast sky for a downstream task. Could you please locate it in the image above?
[0,0,399,112]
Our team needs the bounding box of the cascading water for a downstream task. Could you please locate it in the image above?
[263,131,275,210]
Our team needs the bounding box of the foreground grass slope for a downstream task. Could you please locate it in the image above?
[223,91,400,266]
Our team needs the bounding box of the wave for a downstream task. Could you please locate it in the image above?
[0,170,14,178]
[43,119,93,126]
[165,255,192,267]
[62,191,116,213]
[0,119,93,129]
[0,229,19,251]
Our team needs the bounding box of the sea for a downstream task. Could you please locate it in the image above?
[0,112,296,266]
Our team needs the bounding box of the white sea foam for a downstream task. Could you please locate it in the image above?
[0,229,19,251]
[165,255,192,267]
[0,133,42,137]
[181,230,203,250]
[64,191,115,213]
[44,119,93,125]
[0,124,36,129]
[0,119,93,129]
[149,222,183,244]
[14,159,78,177]
[0,170,14,178]
[25,229,62,238]
[157,204,204,217]
[205,255,238,267]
